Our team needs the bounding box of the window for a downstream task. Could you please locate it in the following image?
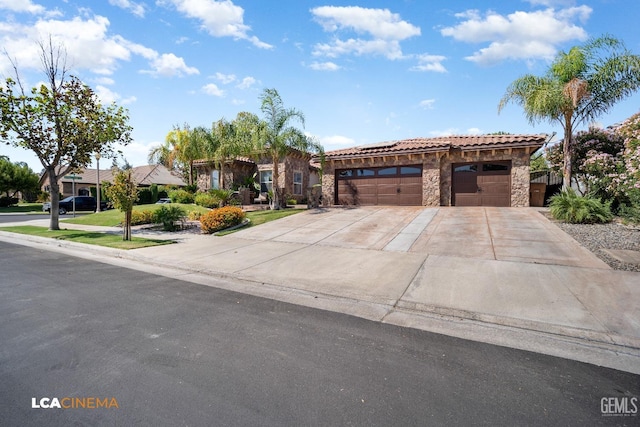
[356,169,375,177]
[211,170,220,189]
[400,166,421,175]
[260,170,273,193]
[378,167,397,176]
[338,170,353,178]
[454,164,477,173]
[293,171,303,195]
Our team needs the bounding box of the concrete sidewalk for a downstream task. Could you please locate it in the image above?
[1,207,639,374]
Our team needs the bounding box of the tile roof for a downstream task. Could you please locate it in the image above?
[322,134,547,159]
[57,164,186,186]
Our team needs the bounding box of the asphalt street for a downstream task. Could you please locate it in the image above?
[0,241,638,426]
[0,214,50,224]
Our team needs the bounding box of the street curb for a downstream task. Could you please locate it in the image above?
[1,230,639,374]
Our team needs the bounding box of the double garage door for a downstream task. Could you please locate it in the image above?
[336,165,423,206]
[452,161,511,207]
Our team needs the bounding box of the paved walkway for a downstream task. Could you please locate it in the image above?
[1,207,639,374]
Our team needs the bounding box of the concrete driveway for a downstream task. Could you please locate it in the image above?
[232,206,609,269]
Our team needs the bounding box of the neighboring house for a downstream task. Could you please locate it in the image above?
[193,150,318,203]
[318,134,546,207]
[40,164,186,197]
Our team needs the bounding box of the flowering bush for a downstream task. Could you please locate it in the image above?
[546,120,640,221]
[200,206,245,234]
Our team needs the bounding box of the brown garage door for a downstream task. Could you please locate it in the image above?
[336,165,422,206]
[452,161,511,207]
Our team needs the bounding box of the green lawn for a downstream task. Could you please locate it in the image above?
[0,203,43,213]
[216,208,304,236]
[63,203,210,226]
[0,225,173,249]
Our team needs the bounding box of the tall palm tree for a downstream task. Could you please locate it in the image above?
[499,35,640,189]
[148,124,203,185]
[255,88,323,209]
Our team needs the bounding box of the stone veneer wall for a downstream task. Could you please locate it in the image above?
[194,162,255,192]
[439,148,532,207]
[256,155,311,202]
[322,154,442,207]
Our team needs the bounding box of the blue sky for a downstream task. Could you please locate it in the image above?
[2,0,640,173]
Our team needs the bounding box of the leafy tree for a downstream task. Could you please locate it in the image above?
[0,158,39,199]
[251,88,323,209]
[499,35,640,189]
[0,39,132,229]
[105,168,139,240]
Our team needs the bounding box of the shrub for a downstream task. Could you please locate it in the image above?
[200,206,245,234]
[137,187,153,205]
[549,188,613,224]
[194,192,220,208]
[209,189,235,207]
[184,183,198,193]
[188,210,202,221]
[153,205,187,231]
[169,189,194,204]
[150,184,159,203]
[130,210,156,225]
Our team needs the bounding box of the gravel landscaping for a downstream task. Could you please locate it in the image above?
[554,220,640,272]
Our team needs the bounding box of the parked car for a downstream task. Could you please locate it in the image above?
[155,198,172,204]
[42,196,109,215]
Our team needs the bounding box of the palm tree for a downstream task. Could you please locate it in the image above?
[499,35,640,189]
[254,88,323,209]
[148,124,203,185]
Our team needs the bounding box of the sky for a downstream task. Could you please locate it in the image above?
[2,0,640,174]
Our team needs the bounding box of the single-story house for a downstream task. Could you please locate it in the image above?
[318,134,547,207]
[40,164,186,197]
[193,150,320,203]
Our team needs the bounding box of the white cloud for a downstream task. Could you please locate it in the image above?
[214,72,236,84]
[311,6,420,60]
[419,99,436,109]
[0,15,198,78]
[163,0,272,49]
[410,53,447,73]
[0,0,46,14]
[108,0,146,18]
[440,7,591,65]
[467,127,482,135]
[95,85,137,105]
[94,77,116,85]
[307,61,341,71]
[231,98,245,105]
[202,83,224,96]
[236,76,256,89]
[144,52,199,77]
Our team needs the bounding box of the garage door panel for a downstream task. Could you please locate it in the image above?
[335,167,423,206]
[453,162,511,207]
[454,194,481,206]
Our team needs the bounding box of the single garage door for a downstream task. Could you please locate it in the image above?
[336,165,423,206]
[452,161,511,207]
